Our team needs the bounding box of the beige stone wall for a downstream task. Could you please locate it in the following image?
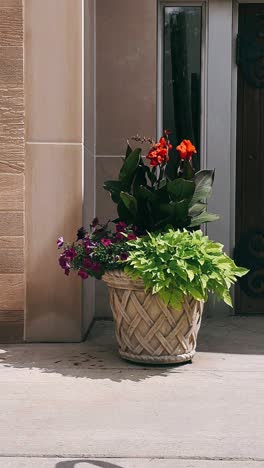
[0,0,157,336]
[24,0,85,341]
[95,0,157,317]
[0,0,24,338]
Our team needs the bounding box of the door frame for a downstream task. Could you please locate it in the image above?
[231,0,264,259]
[157,0,238,314]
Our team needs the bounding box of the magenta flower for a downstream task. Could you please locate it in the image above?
[115,232,124,241]
[92,262,101,273]
[83,258,93,269]
[116,222,127,233]
[127,233,137,241]
[101,238,112,247]
[78,269,89,280]
[57,237,64,248]
[64,248,77,259]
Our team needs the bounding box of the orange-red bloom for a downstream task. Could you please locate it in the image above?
[146,135,172,167]
[176,139,197,161]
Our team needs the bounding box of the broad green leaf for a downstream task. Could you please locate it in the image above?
[190,212,219,227]
[119,148,141,183]
[189,202,206,217]
[103,180,125,203]
[120,192,138,217]
[158,200,189,220]
[223,291,233,307]
[117,200,134,223]
[183,160,195,180]
[167,178,195,202]
[138,185,158,202]
[190,170,215,206]
[125,143,133,159]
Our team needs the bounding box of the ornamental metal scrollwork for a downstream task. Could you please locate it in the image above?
[237,12,264,88]
[235,230,264,297]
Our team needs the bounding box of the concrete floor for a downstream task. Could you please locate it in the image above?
[0,317,264,468]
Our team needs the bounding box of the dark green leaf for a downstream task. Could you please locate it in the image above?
[138,185,158,202]
[183,160,195,180]
[125,143,133,159]
[190,212,219,227]
[120,192,138,217]
[167,178,195,201]
[117,200,134,223]
[190,170,215,206]
[189,202,206,217]
[119,148,141,183]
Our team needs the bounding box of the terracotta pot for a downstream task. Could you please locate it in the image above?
[103,270,204,364]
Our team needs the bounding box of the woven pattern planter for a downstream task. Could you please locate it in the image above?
[103,270,204,364]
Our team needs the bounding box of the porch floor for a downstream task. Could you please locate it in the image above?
[0,316,263,468]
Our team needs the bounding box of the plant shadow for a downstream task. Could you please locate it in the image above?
[0,321,191,383]
[56,460,125,468]
[0,316,263,384]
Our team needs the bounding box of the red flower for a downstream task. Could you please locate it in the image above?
[146,134,172,167]
[176,140,197,161]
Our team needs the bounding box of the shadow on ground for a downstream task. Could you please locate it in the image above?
[197,315,264,354]
[56,460,124,468]
[0,317,263,382]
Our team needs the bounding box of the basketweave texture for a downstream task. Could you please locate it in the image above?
[103,270,204,364]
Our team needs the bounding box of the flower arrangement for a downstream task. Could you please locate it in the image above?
[58,133,248,308]
[58,219,138,280]
[103,132,219,231]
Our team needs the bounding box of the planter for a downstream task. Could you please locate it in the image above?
[103,270,204,364]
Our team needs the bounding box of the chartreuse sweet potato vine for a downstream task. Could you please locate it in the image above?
[125,229,248,309]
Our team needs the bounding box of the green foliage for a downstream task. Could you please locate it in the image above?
[103,145,219,231]
[125,229,248,309]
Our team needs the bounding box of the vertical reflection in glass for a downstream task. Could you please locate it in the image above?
[163,7,202,175]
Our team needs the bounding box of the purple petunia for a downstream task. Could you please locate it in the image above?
[59,254,70,270]
[116,221,127,233]
[64,248,77,259]
[57,237,64,248]
[120,252,129,261]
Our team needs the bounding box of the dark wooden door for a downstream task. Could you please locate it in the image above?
[235,4,264,314]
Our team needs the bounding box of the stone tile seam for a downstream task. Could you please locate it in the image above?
[0,455,264,462]
[26,142,82,146]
